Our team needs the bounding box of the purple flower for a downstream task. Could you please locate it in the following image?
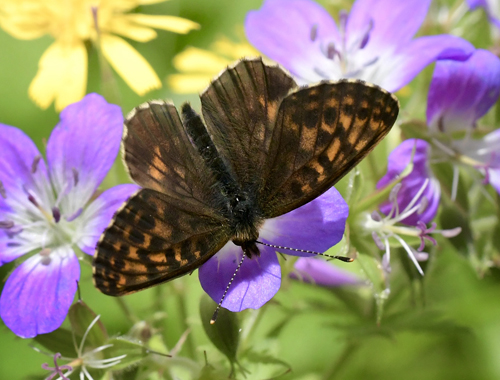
[0,94,138,338]
[467,0,500,29]
[290,257,360,287]
[199,187,349,312]
[377,139,440,226]
[426,49,500,194]
[245,0,474,91]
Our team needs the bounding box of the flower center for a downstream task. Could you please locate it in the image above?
[309,11,378,79]
[1,157,85,253]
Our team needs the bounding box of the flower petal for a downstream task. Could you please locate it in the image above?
[199,242,281,312]
[108,15,158,42]
[426,49,500,132]
[125,14,200,34]
[290,257,361,286]
[46,94,124,215]
[77,184,139,255]
[377,139,440,225]
[0,0,52,39]
[259,187,348,256]
[28,41,87,111]
[347,0,431,53]
[100,34,161,95]
[373,35,474,92]
[0,123,53,214]
[0,246,79,338]
[245,0,340,82]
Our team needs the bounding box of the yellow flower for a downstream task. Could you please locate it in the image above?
[168,33,259,94]
[0,0,200,110]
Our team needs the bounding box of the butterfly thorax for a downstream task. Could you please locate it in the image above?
[229,192,263,258]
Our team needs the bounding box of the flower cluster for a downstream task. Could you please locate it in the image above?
[0,94,138,338]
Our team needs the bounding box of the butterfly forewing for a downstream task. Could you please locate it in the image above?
[260,80,399,217]
[124,100,223,211]
[200,58,297,191]
[94,189,231,296]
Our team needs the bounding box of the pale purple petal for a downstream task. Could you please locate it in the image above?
[466,0,488,9]
[427,49,500,133]
[489,169,500,194]
[245,0,340,82]
[46,94,124,215]
[467,0,500,28]
[0,246,79,338]
[259,187,348,257]
[0,124,53,211]
[375,35,474,92]
[290,257,361,286]
[347,0,430,54]
[77,184,139,255]
[199,242,281,311]
[377,139,440,225]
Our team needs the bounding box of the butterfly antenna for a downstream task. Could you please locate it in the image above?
[256,241,353,262]
[210,254,246,324]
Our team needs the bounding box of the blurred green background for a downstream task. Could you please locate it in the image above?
[1,0,500,379]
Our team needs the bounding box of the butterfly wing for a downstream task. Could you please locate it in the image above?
[200,58,297,192]
[260,80,399,217]
[93,101,231,295]
[93,188,230,296]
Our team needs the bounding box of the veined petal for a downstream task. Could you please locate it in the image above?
[46,94,124,216]
[377,139,440,225]
[28,41,87,111]
[77,184,139,255]
[199,243,281,312]
[245,0,340,82]
[0,246,79,338]
[108,0,170,12]
[427,49,500,133]
[259,187,348,256]
[290,257,361,287]
[100,34,161,95]
[371,35,474,92]
[124,14,200,34]
[347,0,431,54]
[0,124,53,213]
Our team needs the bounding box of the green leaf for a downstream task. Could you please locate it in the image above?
[68,300,108,350]
[33,327,77,358]
[199,294,240,364]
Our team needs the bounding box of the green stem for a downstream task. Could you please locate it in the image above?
[115,297,138,324]
[177,288,197,359]
[322,341,359,380]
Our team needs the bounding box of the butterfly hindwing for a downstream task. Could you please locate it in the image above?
[200,58,297,191]
[93,189,231,296]
[260,80,399,217]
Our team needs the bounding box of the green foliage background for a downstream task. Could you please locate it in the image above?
[1,0,500,379]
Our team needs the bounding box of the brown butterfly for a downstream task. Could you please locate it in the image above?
[92,58,398,310]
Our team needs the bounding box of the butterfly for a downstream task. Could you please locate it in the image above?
[92,58,399,302]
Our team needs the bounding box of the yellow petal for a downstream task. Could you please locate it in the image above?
[167,74,212,94]
[173,47,230,73]
[107,0,169,12]
[28,41,87,111]
[125,14,200,34]
[108,15,157,42]
[212,38,259,60]
[100,34,161,95]
[0,0,52,39]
